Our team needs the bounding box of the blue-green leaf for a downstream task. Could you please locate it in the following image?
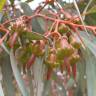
[1,53,15,96]
[10,49,29,96]
[0,82,4,96]
[80,31,96,57]
[80,48,96,96]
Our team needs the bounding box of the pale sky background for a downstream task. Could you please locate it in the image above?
[22,0,74,9]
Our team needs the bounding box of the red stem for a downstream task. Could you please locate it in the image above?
[29,14,96,31]
[46,68,52,80]
[64,57,71,76]
[2,13,96,34]
[26,54,36,69]
[8,32,18,48]
[72,64,77,80]
[0,27,9,45]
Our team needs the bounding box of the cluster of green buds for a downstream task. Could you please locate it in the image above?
[44,23,82,79]
[6,15,82,80]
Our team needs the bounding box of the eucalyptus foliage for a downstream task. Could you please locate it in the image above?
[0,0,96,96]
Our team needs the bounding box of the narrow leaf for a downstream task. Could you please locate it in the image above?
[1,53,15,96]
[22,31,45,40]
[33,57,44,96]
[81,49,96,96]
[0,82,4,96]
[27,70,34,96]
[87,6,96,14]
[10,49,29,96]
[42,80,51,96]
[80,31,96,57]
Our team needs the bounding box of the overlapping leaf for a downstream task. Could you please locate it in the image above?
[79,31,96,57]
[78,48,96,96]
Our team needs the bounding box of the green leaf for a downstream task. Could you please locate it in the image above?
[27,70,34,95]
[10,49,29,96]
[9,0,14,6]
[85,6,96,25]
[75,31,96,96]
[20,2,44,33]
[42,80,51,96]
[22,32,45,40]
[79,31,96,57]
[33,57,45,96]
[80,49,96,96]
[0,82,4,96]
[74,31,96,96]
[85,13,96,25]
[0,0,6,12]
[1,52,15,96]
[87,6,96,14]
[76,57,86,96]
